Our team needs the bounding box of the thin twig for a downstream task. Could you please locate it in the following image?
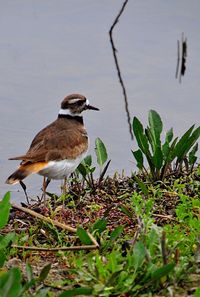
[11,244,98,251]
[11,203,99,248]
[152,213,176,221]
[109,0,133,140]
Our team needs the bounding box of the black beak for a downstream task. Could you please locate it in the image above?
[86,104,99,111]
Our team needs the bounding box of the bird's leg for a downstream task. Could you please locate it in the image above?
[19,181,30,204]
[42,177,51,204]
[60,177,69,212]
[63,177,68,195]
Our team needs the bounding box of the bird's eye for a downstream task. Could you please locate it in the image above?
[77,100,83,106]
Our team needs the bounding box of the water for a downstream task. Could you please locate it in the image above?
[0,1,200,202]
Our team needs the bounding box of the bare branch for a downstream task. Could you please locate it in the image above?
[109,0,134,140]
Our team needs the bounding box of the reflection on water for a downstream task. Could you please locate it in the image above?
[0,1,200,201]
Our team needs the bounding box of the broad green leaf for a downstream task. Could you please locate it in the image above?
[151,263,175,280]
[147,228,160,256]
[0,232,15,249]
[189,143,198,166]
[77,160,95,179]
[0,251,6,268]
[58,287,93,297]
[38,263,51,282]
[145,126,153,145]
[95,137,108,167]
[83,155,92,167]
[77,155,93,176]
[23,264,36,291]
[133,117,155,173]
[132,149,144,170]
[132,241,146,271]
[77,163,87,178]
[185,126,200,153]
[175,125,200,161]
[119,204,133,219]
[162,142,170,161]
[164,137,178,163]
[165,127,173,143]
[152,146,163,170]
[0,192,11,229]
[133,175,149,196]
[26,263,33,283]
[173,125,195,159]
[132,117,150,155]
[92,218,107,234]
[0,268,22,297]
[110,225,124,242]
[77,227,92,245]
[148,110,163,152]
[194,287,200,297]
[162,128,174,159]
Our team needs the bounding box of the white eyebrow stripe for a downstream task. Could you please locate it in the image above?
[68,98,83,104]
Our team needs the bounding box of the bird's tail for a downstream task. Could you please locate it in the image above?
[5,162,48,185]
[6,167,29,184]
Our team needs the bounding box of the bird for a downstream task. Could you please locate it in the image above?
[6,93,99,203]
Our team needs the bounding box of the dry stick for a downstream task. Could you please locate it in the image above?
[109,0,133,140]
[11,203,99,249]
[152,213,177,221]
[11,244,98,252]
[12,203,76,232]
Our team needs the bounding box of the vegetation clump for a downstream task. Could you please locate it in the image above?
[0,111,200,297]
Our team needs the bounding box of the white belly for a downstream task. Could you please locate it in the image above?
[38,151,87,180]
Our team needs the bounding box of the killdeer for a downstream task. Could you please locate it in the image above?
[6,93,99,203]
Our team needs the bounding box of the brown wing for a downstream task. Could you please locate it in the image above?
[9,118,88,163]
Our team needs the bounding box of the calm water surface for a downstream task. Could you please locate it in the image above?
[0,1,200,202]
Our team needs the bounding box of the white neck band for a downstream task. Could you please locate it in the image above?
[59,108,81,117]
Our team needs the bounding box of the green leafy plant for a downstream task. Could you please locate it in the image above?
[132,110,200,181]
[77,137,110,189]
[0,267,22,297]
[62,193,183,296]
[0,192,11,229]
[0,193,51,296]
[0,192,15,267]
[76,154,95,189]
[68,229,176,296]
[95,137,108,167]
[0,263,51,297]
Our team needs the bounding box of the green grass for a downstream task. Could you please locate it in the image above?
[0,168,200,296]
[0,111,200,296]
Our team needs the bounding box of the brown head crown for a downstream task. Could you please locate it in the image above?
[61,94,86,109]
[59,94,99,115]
